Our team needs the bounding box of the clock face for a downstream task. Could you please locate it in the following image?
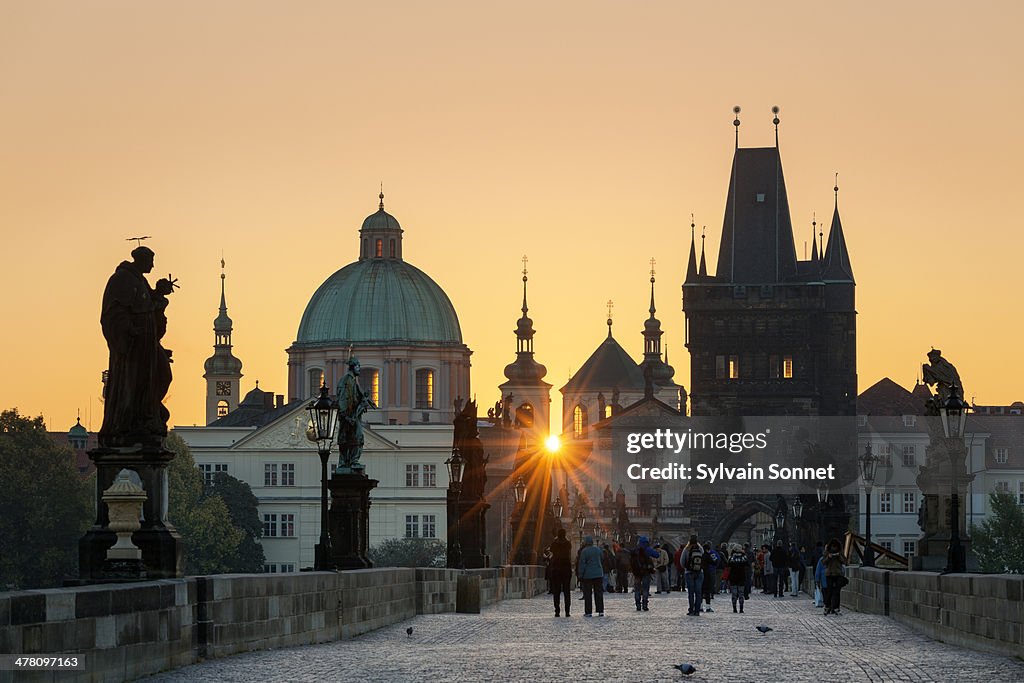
[216,381,232,396]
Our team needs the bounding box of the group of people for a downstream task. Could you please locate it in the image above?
[544,530,848,618]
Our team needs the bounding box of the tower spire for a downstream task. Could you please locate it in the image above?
[733,105,741,149]
[521,254,529,314]
[606,299,614,338]
[379,183,385,210]
[772,105,780,148]
[698,227,708,278]
[810,213,819,262]
[648,258,657,315]
[822,174,854,282]
[685,216,698,283]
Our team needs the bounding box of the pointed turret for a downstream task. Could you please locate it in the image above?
[204,259,243,424]
[698,228,708,279]
[500,256,552,434]
[821,183,854,283]
[685,220,699,283]
[640,262,677,391]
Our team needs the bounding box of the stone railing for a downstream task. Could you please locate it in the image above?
[845,567,1024,659]
[0,565,545,683]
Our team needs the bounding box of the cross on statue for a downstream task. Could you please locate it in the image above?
[126,236,151,247]
[649,257,656,280]
[606,299,614,319]
[522,254,528,277]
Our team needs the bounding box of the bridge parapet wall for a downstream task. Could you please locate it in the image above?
[847,567,1024,659]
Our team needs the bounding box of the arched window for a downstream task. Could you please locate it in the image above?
[217,400,229,417]
[604,405,613,419]
[516,402,534,428]
[375,239,383,258]
[573,404,587,439]
[308,368,324,395]
[415,369,434,409]
[360,368,380,406]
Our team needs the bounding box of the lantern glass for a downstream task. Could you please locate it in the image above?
[575,510,586,530]
[445,450,465,486]
[513,476,527,504]
[306,386,338,453]
[792,497,804,519]
[860,445,877,486]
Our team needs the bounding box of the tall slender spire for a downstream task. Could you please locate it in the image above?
[503,255,548,383]
[821,175,855,282]
[521,254,529,315]
[810,213,819,262]
[685,216,698,283]
[379,183,385,210]
[642,260,676,389]
[698,227,708,278]
[648,258,657,315]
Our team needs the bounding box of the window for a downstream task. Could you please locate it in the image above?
[1018,481,1024,506]
[263,513,278,538]
[389,239,396,258]
[903,541,916,559]
[375,239,383,257]
[902,492,917,514]
[879,540,893,552]
[995,481,1010,494]
[405,515,420,538]
[406,464,420,487]
[198,463,228,486]
[769,355,779,379]
[573,404,587,439]
[308,368,324,393]
[782,355,793,379]
[281,463,295,487]
[280,513,295,537]
[877,445,892,467]
[728,355,740,380]
[415,369,434,409]
[515,402,534,428]
[263,563,296,574]
[902,415,916,427]
[902,446,916,467]
[604,405,613,419]
[264,463,278,487]
[879,492,893,513]
[996,448,1009,464]
[715,355,726,379]
[422,514,437,538]
[423,464,436,487]
[217,400,229,417]
[361,368,380,406]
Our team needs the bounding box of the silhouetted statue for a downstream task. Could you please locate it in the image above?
[336,356,376,469]
[454,400,488,500]
[603,484,614,504]
[99,247,176,448]
[922,349,963,414]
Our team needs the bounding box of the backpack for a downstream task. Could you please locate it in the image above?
[686,547,704,572]
[632,547,655,575]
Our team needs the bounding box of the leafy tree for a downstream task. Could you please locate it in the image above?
[971,493,1024,573]
[165,432,243,575]
[368,537,447,568]
[208,471,265,573]
[0,409,92,589]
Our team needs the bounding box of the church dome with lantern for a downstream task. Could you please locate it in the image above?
[285,193,472,425]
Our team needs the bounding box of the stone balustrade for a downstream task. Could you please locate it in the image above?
[845,566,1024,659]
[0,565,545,683]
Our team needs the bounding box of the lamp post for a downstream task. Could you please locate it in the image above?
[510,476,528,564]
[445,449,465,569]
[792,496,804,549]
[575,508,586,549]
[942,388,968,573]
[859,443,878,567]
[308,386,339,571]
[816,483,831,546]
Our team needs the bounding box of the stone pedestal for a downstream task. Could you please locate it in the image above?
[447,490,491,569]
[915,438,976,571]
[79,447,183,583]
[327,471,378,570]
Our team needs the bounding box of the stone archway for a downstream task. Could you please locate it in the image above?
[707,499,776,546]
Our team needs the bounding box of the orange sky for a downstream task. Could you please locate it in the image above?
[2,1,1022,434]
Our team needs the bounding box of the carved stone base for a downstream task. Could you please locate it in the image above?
[327,472,378,570]
[78,447,183,582]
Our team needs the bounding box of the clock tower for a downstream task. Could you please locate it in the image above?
[203,260,243,424]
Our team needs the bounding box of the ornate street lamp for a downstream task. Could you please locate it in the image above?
[445,449,466,568]
[307,386,339,571]
[513,476,527,504]
[553,499,564,519]
[816,483,831,546]
[792,496,804,549]
[942,388,968,573]
[859,443,878,567]
[575,508,586,547]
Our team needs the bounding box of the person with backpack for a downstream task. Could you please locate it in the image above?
[680,535,704,616]
[631,536,658,612]
[726,543,749,613]
[701,541,718,612]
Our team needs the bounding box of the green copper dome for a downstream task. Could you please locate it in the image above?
[295,259,463,345]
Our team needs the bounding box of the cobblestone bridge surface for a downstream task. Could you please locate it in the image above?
[145,590,1024,682]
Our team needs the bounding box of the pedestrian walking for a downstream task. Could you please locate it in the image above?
[577,535,605,617]
[549,529,572,617]
[631,536,658,611]
[701,542,718,611]
[769,541,788,597]
[726,543,748,613]
[788,542,803,596]
[614,544,632,593]
[680,535,705,616]
[654,543,671,594]
[743,542,754,599]
[821,538,847,615]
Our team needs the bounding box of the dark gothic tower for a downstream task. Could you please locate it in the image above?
[204,260,243,424]
[682,109,856,416]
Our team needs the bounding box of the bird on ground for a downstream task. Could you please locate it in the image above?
[673,663,696,676]
[406,627,414,638]
[756,625,773,635]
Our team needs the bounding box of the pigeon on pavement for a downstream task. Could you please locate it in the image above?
[673,663,697,675]
[406,627,414,637]
[756,625,773,635]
